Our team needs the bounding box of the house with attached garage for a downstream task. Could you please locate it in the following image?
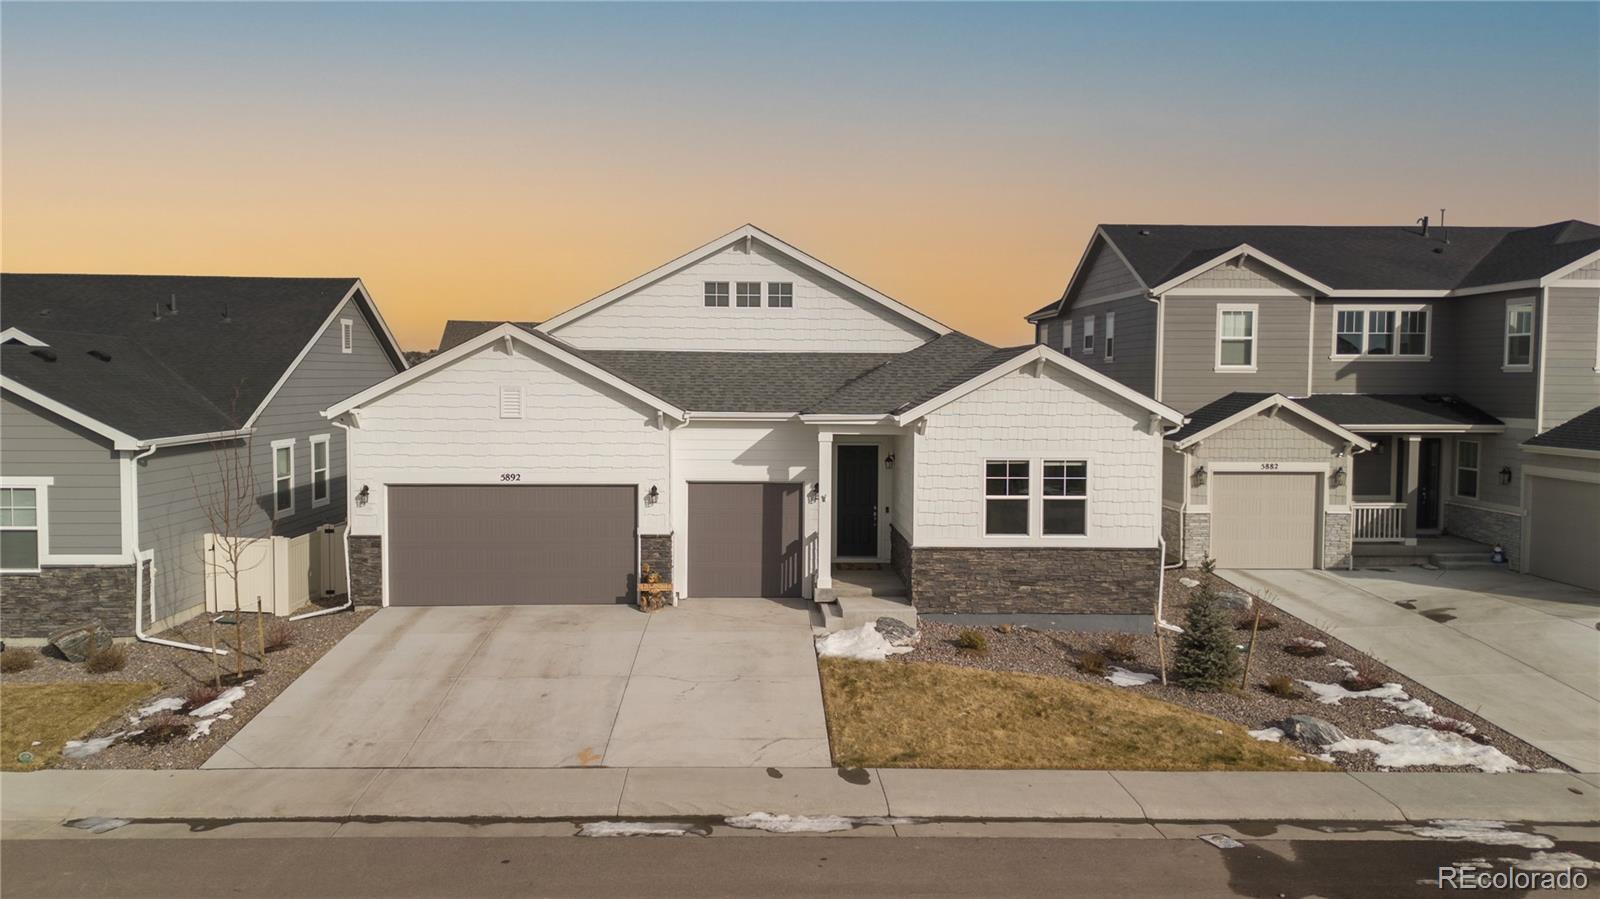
[1027,219,1600,591]
[325,224,1184,627]
[0,275,407,640]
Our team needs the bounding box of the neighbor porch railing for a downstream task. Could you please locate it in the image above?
[1352,502,1407,543]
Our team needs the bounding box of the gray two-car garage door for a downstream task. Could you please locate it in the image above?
[388,485,637,606]
[687,483,804,598]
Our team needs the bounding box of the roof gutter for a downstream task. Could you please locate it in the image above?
[139,428,255,449]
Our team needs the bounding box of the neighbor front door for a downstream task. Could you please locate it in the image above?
[836,444,878,557]
[1417,437,1442,531]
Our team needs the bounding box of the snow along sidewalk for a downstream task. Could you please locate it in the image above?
[3,768,1597,828]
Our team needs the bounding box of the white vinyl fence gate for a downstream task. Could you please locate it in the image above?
[204,524,346,617]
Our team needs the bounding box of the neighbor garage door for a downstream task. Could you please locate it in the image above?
[1210,472,1321,569]
[387,485,636,606]
[687,483,804,597]
[1527,476,1600,591]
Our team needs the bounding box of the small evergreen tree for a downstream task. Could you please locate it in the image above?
[1173,585,1240,691]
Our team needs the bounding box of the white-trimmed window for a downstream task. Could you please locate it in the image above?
[1035,322,1046,346]
[340,318,354,354]
[736,281,761,308]
[1216,304,1257,370]
[499,385,523,420]
[984,460,1029,536]
[1104,313,1116,360]
[1081,316,1095,355]
[767,282,793,308]
[1042,461,1088,536]
[0,486,42,572]
[1455,440,1479,499]
[1332,305,1430,358]
[703,281,729,307]
[271,439,295,518]
[310,434,331,508]
[1061,319,1072,357]
[1504,300,1534,369]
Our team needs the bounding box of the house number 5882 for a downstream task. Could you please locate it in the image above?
[500,473,522,481]
[1260,463,1279,470]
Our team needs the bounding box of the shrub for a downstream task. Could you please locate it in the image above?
[953,629,988,654]
[997,623,1015,635]
[1339,672,1383,692]
[1074,651,1108,676]
[127,712,191,746]
[1200,557,1218,575]
[1428,717,1490,745]
[182,683,222,713]
[1100,633,1139,664]
[0,648,38,673]
[84,644,127,674]
[263,620,295,654]
[1283,638,1327,658]
[1236,613,1280,631]
[1172,585,1240,692]
[1264,674,1302,698]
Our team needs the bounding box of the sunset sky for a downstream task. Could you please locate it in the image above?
[3,2,1596,350]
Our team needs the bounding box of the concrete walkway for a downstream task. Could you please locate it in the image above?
[207,600,829,770]
[4,768,1597,830]
[1222,567,1600,772]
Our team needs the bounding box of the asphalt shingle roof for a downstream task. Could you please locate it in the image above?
[2,274,388,440]
[439,319,542,352]
[1525,406,1600,453]
[1097,221,1600,292]
[1165,392,1274,443]
[1296,394,1502,429]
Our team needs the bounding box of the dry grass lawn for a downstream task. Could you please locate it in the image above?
[1,682,159,771]
[820,659,1332,771]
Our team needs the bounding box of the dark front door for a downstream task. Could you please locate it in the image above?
[1417,437,1442,530]
[836,445,879,557]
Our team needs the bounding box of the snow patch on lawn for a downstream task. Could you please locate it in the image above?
[190,686,246,718]
[816,624,911,662]
[1104,667,1157,687]
[577,821,703,837]
[1503,851,1600,872]
[1248,727,1285,742]
[62,732,124,759]
[128,697,184,723]
[725,813,916,833]
[1329,727,1524,773]
[1300,679,1408,705]
[1399,819,1553,848]
[187,713,232,742]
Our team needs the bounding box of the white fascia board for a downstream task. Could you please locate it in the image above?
[1149,244,1334,296]
[323,322,686,421]
[1170,394,1373,451]
[893,345,1183,426]
[1025,231,1116,323]
[1346,423,1507,434]
[1541,248,1600,285]
[1521,444,1600,459]
[0,377,143,450]
[141,428,254,448]
[536,224,952,337]
[350,279,411,371]
[1323,289,1453,298]
[0,327,48,346]
[682,411,799,423]
[797,413,894,426]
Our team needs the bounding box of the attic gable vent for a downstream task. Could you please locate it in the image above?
[499,385,524,420]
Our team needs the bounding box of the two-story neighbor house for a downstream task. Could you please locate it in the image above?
[1,275,406,639]
[1028,220,1600,591]
[326,225,1183,625]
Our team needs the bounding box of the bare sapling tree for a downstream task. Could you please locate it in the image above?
[191,386,273,679]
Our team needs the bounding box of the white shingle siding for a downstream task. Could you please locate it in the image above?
[346,342,670,536]
[1556,258,1600,281]
[1177,257,1309,292]
[547,240,935,353]
[913,368,1162,548]
[1187,412,1348,507]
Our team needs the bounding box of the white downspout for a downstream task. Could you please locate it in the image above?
[131,445,226,655]
[293,417,358,621]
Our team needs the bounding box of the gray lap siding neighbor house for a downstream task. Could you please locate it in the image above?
[1,275,406,638]
[331,225,1183,620]
[1031,220,1600,581]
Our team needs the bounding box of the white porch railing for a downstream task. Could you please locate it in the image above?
[1352,503,1407,543]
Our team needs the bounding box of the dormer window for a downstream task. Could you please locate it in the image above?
[736,282,761,308]
[767,282,793,308]
[704,282,729,307]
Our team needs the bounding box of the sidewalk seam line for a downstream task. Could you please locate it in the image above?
[875,768,892,817]
[344,769,388,820]
[598,614,651,766]
[616,767,629,818]
[394,607,507,767]
[1343,772,1411,822]
[1104,772,1151,822]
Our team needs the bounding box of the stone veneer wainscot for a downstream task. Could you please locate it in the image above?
[0,565,137,638]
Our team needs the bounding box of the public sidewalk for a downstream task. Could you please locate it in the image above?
[4,768,1597,832]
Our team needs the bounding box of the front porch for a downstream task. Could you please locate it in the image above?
[1351,534,1496,569]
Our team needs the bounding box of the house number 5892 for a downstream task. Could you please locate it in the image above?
[500,473,522,481]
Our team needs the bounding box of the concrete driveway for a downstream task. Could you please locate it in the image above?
[205,600,831,770]
[1222,567,1600,772]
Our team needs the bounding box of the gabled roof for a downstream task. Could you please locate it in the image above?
[1295,394,1503,432]
[1085,221,1599,294]
[535,224,952,338]
[1,274,406,443]
[892,345,1183,426]
[588,350,899,414]
[439,319,542,352]
[1524,406,1600,455]
[1165,393,1371,451]
[805,333,1016,415]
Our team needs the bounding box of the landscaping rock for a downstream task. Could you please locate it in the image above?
[48,622,113,663]
[1178,577,1201,588]
[873,617,919,648]
[1282,715,1347,747]
[1215,590,1253,611]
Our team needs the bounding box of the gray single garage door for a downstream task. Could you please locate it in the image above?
[687,483,804,597]
[1527,476,1600,591]
[387,485,636,606]
[1210,472,1321,569]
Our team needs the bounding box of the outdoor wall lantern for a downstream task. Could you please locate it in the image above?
[1499,466,1513,486]
[356,485,370,507]
[884,453,895,470]
[808,483,821,503]
[1331,466,1346,488]
[1193,464,1207,486]
[646,485,660,504]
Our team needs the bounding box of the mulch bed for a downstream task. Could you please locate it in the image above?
[1,602,375,769]
[897,571,1568,773]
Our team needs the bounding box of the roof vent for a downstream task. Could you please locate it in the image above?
[1417,215,1429,237]
[220,303,231,322]
[88,349,112,362]
[30,348,57,362]
[1138,229,1151,236]
[153,303,162,320]
[168,293,178,315]
[1432,247,1444,254]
